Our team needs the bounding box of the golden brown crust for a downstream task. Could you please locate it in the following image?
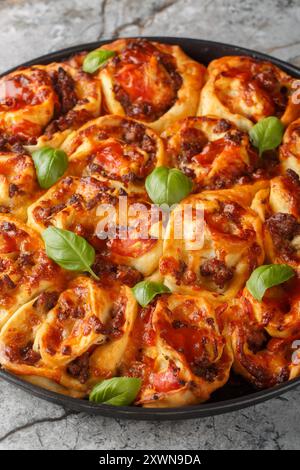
[198,56,300,131]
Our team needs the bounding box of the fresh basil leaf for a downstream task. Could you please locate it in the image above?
[145,166,193,206]
[89,377,141,406]
[42,227,99,280]
[83,50,116,74]
[246,264,294,301]
[249,116,284,157]
[31,147,68,189]
[132,280,170,307]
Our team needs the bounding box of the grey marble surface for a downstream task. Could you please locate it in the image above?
[0,0,300,450]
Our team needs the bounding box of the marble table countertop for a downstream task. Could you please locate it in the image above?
[0,0,300,450]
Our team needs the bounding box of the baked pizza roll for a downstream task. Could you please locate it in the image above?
[0,292,83,397]
[62,115,165,193]
[198,56,300,131]
[160,189,264,299]
[0,215,66,329]
[96,38,206,133]
[0,56,101,147]
[162,116,274,190]
[251,171,300,268]
[121,294,232,407]
[27,176,162,276]
[222,292,300,388]
[242,279,300,339]
[280,117,300,176]
[0,276,138,396]
[0,150,40,220]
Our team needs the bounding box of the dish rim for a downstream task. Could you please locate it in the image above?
[1,36,300,420]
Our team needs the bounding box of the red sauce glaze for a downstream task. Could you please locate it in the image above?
[0,71,53,112]
[158,316,213,367]
[111,39,182,121]
[43,325,62,356]
[10,120,43,139]
[216,61,288,120]
[194,140,226,166]
[149,362,183,393]
[108,237,157,258]
[0,232,18,253]
[91,140,149,181]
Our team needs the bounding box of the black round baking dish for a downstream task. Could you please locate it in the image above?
[1,37,300,420]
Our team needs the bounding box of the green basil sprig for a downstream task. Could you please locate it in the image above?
[132,280,170,307]
[145,166,193,206]
[83,50,116,74]
[31,147,68,189]
[42,227,99,280]
[89,377,141,406]
[249,116,284,157]
[246,264,295,301]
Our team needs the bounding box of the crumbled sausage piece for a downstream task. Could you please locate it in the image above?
[200,258,234,288]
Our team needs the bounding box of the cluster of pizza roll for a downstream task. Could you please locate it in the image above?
[1,38,300,407]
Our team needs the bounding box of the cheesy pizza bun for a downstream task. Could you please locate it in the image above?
[222,295,300,388]
[161,116,274,190]
[61,279,137,391]
[0,277,138,396]
[0,58,101,147]
[0,215,66,330]
[242,279,300,339]
[0,292,86,397]
[35,276,137,370]
[280,117,300,176]
[0,150,40,220]
[160,189,264,299]
[96,38,206,133]
[61,115,165,193]
[251,171,300,268]
[121,294,232,407]
[0,67,58,143]
[27,176,162,276]
[198,56,300,131]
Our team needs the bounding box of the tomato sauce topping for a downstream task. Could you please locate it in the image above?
[111,39,182,121]
[0,70,53,112]
[215,60,289,121]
